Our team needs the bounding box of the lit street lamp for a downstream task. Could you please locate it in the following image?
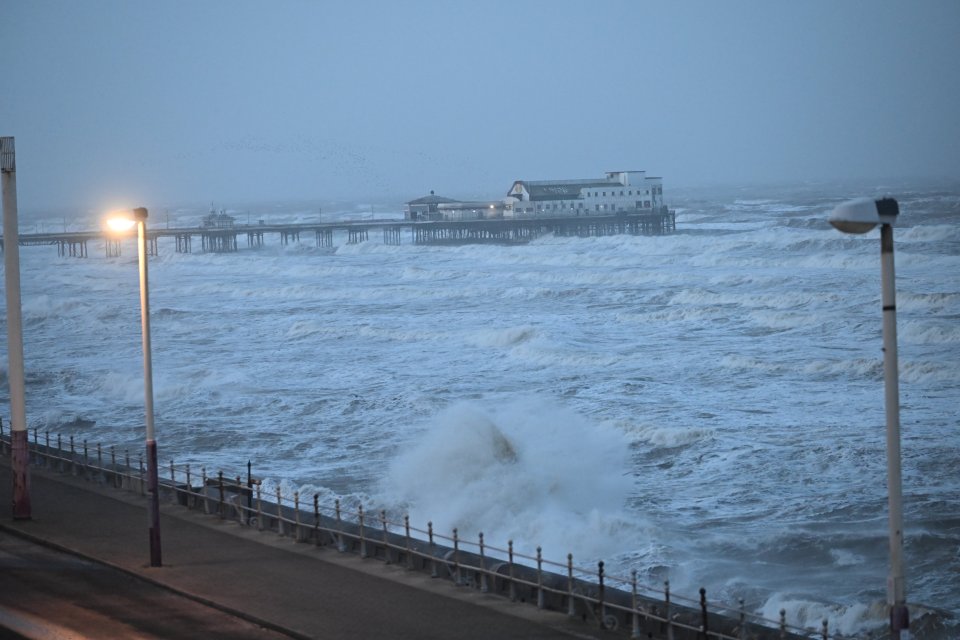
[828,197,908,638]
[107,207,161,567]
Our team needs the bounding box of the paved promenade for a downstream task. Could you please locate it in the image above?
[0,460,607,639]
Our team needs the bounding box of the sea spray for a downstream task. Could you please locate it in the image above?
[378,400,640,562]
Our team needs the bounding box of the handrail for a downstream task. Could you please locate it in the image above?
[0,423,832,640]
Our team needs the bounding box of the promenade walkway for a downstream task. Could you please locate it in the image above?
[0,460,607,639]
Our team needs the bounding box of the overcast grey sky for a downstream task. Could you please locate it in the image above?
[3,1,959,212]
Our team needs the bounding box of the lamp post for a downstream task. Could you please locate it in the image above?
[2,136,31,520]
[107,207,161,567]
[829,197,908,638]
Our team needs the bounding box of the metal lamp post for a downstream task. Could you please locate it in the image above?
[2,136,31,520]
[108,207,161,567]
[829,197,908,638]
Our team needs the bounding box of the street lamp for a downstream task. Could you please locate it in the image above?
[828,197,908,638]
[107,207,161,567]
[2,136,31,520]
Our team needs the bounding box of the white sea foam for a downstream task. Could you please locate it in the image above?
[5,183,958,630]
[622,423,713,448]
[378,400,639,560]
[758,593,886,637]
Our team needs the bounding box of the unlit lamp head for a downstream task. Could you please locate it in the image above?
[829,197,899,234]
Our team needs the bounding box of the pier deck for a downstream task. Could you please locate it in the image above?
[1,211,676,257]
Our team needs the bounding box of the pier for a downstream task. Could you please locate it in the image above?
[1,211,676,258]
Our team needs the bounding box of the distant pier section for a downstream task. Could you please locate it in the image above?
[2,211,675,258]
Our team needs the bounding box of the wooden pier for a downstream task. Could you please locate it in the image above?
[1,210,675,258]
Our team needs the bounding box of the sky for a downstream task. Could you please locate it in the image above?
[2,0,959,213]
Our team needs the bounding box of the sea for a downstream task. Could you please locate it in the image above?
[2,180,958,638]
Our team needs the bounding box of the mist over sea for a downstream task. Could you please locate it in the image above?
[3,181,958,637]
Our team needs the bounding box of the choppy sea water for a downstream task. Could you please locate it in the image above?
[3,181,958,637]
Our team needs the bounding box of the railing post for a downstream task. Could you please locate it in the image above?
[294,491,301,540]
[358,504,366,558]
[228,473,238,520]
[429,522,437,577]
[404,515,413,569]
[276,485,284,536]
[69,435,75,474]
[536,546,544,609]
[665,581,674,640]
[452,528,461,585]
[201,467,209,514]
[256,481,263,531]
[138,454,144,495]
[44,431,50,467]
[567,553,576,618]
[700,588,709,640]
[508,540,516,601]
[335,499,344,551]
[218,471,225,519]
[246,460,253,523]
[632,569,641,638]
[598,561,606,630]
[57,434,63,472]
[821,618,828,640]
[169,459,175,499]
[83,440,88,477]
[185,464,192,509]
[313,494,320,545]
[779,609,787,640]
[381,510,390,564]
[739,597,747,640]
[479,532,488,593]
[110,446,117,487]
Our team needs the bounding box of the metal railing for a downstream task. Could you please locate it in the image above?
[1,423,834,640]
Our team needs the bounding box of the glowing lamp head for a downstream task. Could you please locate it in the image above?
[106,217,136,233]
[829,197,899,234]
[106,207,148,233]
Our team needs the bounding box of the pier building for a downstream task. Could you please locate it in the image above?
[507,170,664,216]
[406,170,667,222]
[405,192,459,220]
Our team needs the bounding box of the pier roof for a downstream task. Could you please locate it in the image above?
[406,193,459,206]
